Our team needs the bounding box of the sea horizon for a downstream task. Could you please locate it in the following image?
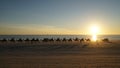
[0,34,120,40]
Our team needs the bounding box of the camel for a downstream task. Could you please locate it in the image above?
[80,38,84,43]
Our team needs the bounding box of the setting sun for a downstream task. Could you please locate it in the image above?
[90,25,100,41]
[91,25,99,34]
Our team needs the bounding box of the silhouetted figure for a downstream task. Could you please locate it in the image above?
[10,38,15,42]
[68,38,72,42]
[86,38,91,42]
[31,38,39,43]
[35,38,39,42]
[42,38,49,42]
[49,38,54,42]
[80,38,84,43]
[102,38,109,42]
[74,38,79,41]
[62,38,67,42]
[17,38,23,42]
[31,38,37,43]
[25,38,30,42]
[56,38,61,42]
[31,38,36,42]
[1,38,7,42]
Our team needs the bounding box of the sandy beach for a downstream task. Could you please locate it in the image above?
[1,0,120,68]
[0,40,120,68]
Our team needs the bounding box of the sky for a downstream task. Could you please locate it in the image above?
[0,0,120,35]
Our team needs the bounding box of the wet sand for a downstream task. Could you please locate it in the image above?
[0,40,120,68]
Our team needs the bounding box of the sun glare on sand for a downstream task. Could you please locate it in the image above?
[90,25,99,41]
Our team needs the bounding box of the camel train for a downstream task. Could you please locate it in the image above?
[0,37,109,43]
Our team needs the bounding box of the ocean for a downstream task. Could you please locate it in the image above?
[0,35,120,40]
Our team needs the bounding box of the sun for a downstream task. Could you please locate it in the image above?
[90,25,99,41]
[91,25,99,34]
